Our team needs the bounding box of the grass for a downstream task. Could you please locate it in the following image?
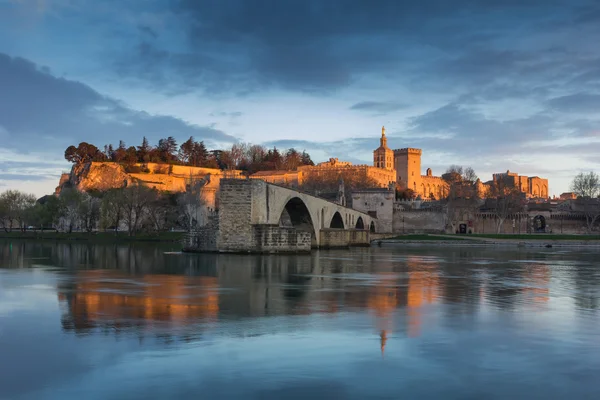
[468,233,600,241]
[0,231,185,243]
[384,233,600,242]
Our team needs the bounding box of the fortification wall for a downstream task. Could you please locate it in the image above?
[393,209,446,233]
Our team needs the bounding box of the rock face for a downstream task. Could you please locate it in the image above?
[69,162,132,192]
[55,162,245,209]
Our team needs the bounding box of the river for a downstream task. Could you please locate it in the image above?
[0,240,599,399]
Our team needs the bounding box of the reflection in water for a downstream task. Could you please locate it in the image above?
[1,240,600,399]
[58,273,219,335]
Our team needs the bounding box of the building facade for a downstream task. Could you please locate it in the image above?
[492,170,549,198]
[250,127,549,201]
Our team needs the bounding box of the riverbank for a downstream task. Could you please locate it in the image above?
[0,231,184,243]
[377,233,600,248]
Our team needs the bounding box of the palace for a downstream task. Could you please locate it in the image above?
[373,126,448,199]
[250,126,549,200]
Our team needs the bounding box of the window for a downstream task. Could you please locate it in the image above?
[381,202,384,206]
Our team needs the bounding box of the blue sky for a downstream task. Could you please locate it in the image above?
[1,0,600,197]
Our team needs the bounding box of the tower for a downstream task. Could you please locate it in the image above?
[393,148,422,193]
[373,126,394,170]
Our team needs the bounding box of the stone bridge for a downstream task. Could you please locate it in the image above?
[184,179,377,253]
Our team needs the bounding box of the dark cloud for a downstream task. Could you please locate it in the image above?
[349,101,408,114]
[547,93,600,113]
[106,0,600,96]
[0,53,237,154]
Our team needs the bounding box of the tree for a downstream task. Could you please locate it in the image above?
[100,189,124,232]
[487,180,524,233]
[113,141,127,163]
[64,142,106,164]
[78,193,101,233]
[137,136,152,162]
[0,190,36,231]
[157,137,178,163]
[178,173,209,231]
[570,172,600,233]
[119,184,156,236]
[284,148,302,170]
[300,151,314,166]
[31,196,61,231]
[58,188,84,233]
[571,171,600,198]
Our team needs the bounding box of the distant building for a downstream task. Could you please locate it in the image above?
[250,127,549,201]
[492,170,549,198]
[351,187,395,233]
[560,192,577,200]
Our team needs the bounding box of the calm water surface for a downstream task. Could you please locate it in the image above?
[1,240,599,399]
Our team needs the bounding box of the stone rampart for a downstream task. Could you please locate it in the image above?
[393,209,446,233]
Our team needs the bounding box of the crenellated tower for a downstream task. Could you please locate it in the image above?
[393,148,422,192]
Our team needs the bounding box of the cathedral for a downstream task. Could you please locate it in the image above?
[373,126,447,199]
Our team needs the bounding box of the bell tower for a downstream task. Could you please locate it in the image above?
[373,126,394,170]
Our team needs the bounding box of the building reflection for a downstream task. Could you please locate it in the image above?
[522,263,550,307]
[405,257,440,338]
[58,272,219,335]
[5,240,574,351]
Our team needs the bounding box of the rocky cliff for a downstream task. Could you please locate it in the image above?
[55,162,245,209]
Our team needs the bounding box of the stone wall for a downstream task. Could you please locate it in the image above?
[217,179,255,252]
[351,190,394,233]
[393,209,446,233]
[253,226,311,253]
[319,229,370,248]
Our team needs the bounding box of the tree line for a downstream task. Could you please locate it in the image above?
[0,181,208,235]
[64,136,314,174]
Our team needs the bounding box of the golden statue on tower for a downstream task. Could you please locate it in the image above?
[382,126,386,136]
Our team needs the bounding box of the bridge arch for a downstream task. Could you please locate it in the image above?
[356,216,365,230]
[330,211,345,229]
[278,196,318,246]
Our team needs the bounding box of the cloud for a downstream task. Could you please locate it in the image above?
[0,52,237,154]
[547,93,600,112]
[100,0,599,97]
[349,101,407,115]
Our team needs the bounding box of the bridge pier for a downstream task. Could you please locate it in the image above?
[183,179,377,253]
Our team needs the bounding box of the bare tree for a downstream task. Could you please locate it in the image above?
[571,171,600,198]
[100,189,124,232]
[441,166,481,232]
[0,190,37,232]
[488,180,524,233]
[58,188,85,233]
[178,173,209,231]
[78,193,101,232]
[146,192,177,232]
[570,172,600,233]
[119,184,155,236]
[571,198,600,233]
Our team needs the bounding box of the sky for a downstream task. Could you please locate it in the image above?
[1,0,600,197]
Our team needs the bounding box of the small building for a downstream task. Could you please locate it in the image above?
[351,187,395,233]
